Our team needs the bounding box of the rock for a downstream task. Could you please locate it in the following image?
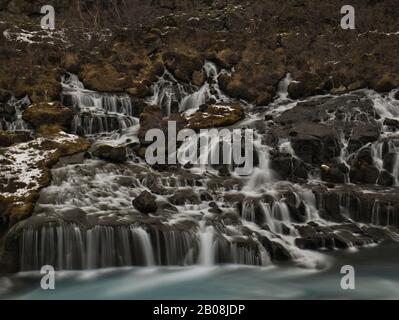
[0,131,31,147]
[138,105,162,144]
[22,102,74,132]
[92,144,127,163]
[269,150,309,180]
[383,152,397,172]
[168,189,200,205]
[192,70,206,86]
[377,170,394,187]
[321,164,347,184]
[348,123,380,153]
[350,164,379,185]
[213,48,241,69]
[288,72,327,99]
[185,104,244,129]
[132,191,158,214]
[200,190,213,201]
[158,202,178,212]
[384,118,399,130]
[373,73,398,93]
[0,103,16,121]
[61,52,80,74]
[162,51,203,83]
[80,63,129,92]
[0,132,90,224]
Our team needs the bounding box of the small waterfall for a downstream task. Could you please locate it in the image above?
[148,61,230,117]
[338,131,351,184]
[276,73,292,100]
[198,222,215,266]
[244,133,274,191]
[61,73,138,136]
[0,96,31,132]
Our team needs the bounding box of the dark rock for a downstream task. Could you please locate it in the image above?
[288,72,327,99]
[377,170,394,187]
[384,118,399,130]
[168,189,200,205]
[93,144,127,163]
[200,190,213,201]
[22,102,74,131]
[132,191,157,214]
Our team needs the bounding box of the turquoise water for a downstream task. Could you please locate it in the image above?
[1,243,399,300]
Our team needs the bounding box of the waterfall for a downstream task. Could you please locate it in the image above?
[198,222,215,266]
[276,73,292,101]
[61,73,138,136]
[0,96,31,132]
[148,61,230,117]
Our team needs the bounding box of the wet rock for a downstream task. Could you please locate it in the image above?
[92,144,127,163]
[384,118,399,130]
[383,152,397,172]
[200,190,213,201]
[349,164,379,185]
[0,103,16,121]
[158,202,178,212]
[320,163,347,184]
[377,170,394,187]
[348,123,380,153]
[269,150,309,181]
[132,191,158,214]
[168,189,200,205]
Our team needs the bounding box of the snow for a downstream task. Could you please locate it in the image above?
[0,133,80,198]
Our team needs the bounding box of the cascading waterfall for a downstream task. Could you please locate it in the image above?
[147,61,230,117]
[0,96,31,131]
[14,68,399,272]
[61,73,138,136]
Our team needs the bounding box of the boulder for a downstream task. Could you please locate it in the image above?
[162,50,203,83]
[168,189,200,205]
[373,73,398,93]
[22,102,74,132]
[80,63,129,92]
[288,72,327,99]
[185,104,244,129]
[132,191,158,214]
[92,144,127,163]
